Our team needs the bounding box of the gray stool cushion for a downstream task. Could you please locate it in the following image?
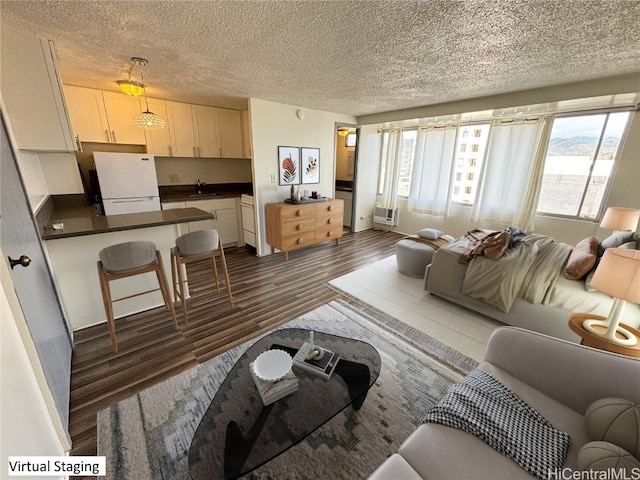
[176,229,219,257]
[395,239,435,278]
[99,241,157,273]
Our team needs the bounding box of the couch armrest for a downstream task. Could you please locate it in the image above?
[483,327,640,413]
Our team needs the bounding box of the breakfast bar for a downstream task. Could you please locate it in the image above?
[41,206,214,331]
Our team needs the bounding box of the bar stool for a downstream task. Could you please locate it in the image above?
[97,240,179,353]
[170,229,234,325]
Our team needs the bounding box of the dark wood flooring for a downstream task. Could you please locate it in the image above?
[69,228,403,457]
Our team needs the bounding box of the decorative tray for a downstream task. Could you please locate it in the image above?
[284,197,327,204]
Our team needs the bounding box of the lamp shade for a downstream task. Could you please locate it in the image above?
[337,126,349,137]
[590,248,640,304]
[117,80,144,96]
[133,110,166,131]
[600,207,640,231]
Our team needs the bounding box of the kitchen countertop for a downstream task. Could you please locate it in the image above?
[41,206,214,240]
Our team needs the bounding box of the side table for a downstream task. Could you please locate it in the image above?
[569,313,640,358]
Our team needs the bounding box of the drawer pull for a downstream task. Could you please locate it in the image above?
[297,210,304,216]
[327,218,333,224]
[297,224,303,230]
[328,205,333,211]
[297,238,304,244]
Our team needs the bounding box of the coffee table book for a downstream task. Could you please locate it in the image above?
[292,343,340,380]
[250,362,299,405]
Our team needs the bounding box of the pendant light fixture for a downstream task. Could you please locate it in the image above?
[117,57,147,96]
[120,57,165,131]
[337,126,349,137]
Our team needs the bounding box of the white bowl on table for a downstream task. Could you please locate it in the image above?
[252,349,293,382]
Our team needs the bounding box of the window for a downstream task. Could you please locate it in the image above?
[450,124,491,204]
[397,129,417,196]
[536,111,631,220]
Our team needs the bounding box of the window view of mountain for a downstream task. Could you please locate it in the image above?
[548,136,621,157]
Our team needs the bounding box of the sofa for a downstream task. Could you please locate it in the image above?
[368,326,640,479]
[424,232,640,343]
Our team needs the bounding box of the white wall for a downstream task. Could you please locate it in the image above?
[248,99,355,256]
[1,254,68,479]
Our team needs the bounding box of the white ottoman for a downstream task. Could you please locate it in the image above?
[395,239,436,278]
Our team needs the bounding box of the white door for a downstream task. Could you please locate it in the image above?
[0,115,72,433]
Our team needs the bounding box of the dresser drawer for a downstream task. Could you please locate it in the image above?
[280,232,316,251]
[279,204,316,221]
[281,217,316,236]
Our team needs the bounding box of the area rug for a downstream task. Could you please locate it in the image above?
[97,299,476,479]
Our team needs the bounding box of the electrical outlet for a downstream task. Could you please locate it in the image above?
[169,173,180,183]
[270,174,276,183]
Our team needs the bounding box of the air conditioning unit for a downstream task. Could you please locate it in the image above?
[373,206,398,226]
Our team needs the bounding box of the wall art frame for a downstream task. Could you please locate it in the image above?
[277,146,300,185]
[300,147,320,184]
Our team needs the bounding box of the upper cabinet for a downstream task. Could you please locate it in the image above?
[0,23,76,152]
[63,85,146,145]
[148,101,245,158]
[61,84,246,157]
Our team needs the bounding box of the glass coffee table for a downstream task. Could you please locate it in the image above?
[188,328,381,479]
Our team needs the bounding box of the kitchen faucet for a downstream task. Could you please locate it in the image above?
[196,178,205,195]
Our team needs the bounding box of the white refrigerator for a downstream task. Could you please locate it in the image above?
[94,152,161,215]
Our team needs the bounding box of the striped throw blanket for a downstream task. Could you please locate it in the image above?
[425,369,570,480]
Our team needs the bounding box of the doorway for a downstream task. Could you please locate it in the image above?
[334,124,358,232]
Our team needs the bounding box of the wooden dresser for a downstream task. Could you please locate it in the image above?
[265,198,344,260]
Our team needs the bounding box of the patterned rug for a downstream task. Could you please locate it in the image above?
[97,299,477,479]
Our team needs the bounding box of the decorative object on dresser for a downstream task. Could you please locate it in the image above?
[580,248,640,347]
[265,198,343,260]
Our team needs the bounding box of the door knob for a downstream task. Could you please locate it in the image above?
[8,255,31,270]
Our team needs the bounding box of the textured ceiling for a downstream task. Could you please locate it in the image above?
[1,1,639,116]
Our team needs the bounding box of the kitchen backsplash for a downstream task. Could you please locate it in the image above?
[154,156,251,186]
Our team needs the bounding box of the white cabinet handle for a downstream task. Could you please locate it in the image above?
[111,130,116,143]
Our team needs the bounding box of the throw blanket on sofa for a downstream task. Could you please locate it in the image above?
[425,369,570,480]
[460,234,572,312]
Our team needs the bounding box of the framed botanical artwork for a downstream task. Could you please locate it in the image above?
[300,147,320,184]
[278,146,300,185]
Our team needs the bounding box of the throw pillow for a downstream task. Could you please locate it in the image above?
[619,241,637,249]
[577,441,640,473]
[601,231,635,250]
[585,397,640,458]
[565,237,599,280]
[416,228,444,240]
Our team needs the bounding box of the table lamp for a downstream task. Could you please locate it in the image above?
[585,248,640,346]
[600,207,640,232]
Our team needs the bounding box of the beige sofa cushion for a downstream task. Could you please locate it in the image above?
[565,236,599,280]
[396,363,589,479]
[367,453,422,480]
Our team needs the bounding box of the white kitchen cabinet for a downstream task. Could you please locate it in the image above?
[63,85,146,145]
[192,105,220,157]
[241,110,252,158]
[184,198,239,245]
[166,101,197,157]
[144,98,172,156]
[216,107,244,158]
[0,23,76,151]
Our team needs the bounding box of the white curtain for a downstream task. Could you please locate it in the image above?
[407,126,457,216]
[380,129,400,210]
[470,119,546,228]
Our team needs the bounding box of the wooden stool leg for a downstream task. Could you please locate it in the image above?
[97,261,118,353]
[211,255,221,292]
[176,254,189,326]
[218,241,234,307]
[170,247,178,306]
[155,251,179,331]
